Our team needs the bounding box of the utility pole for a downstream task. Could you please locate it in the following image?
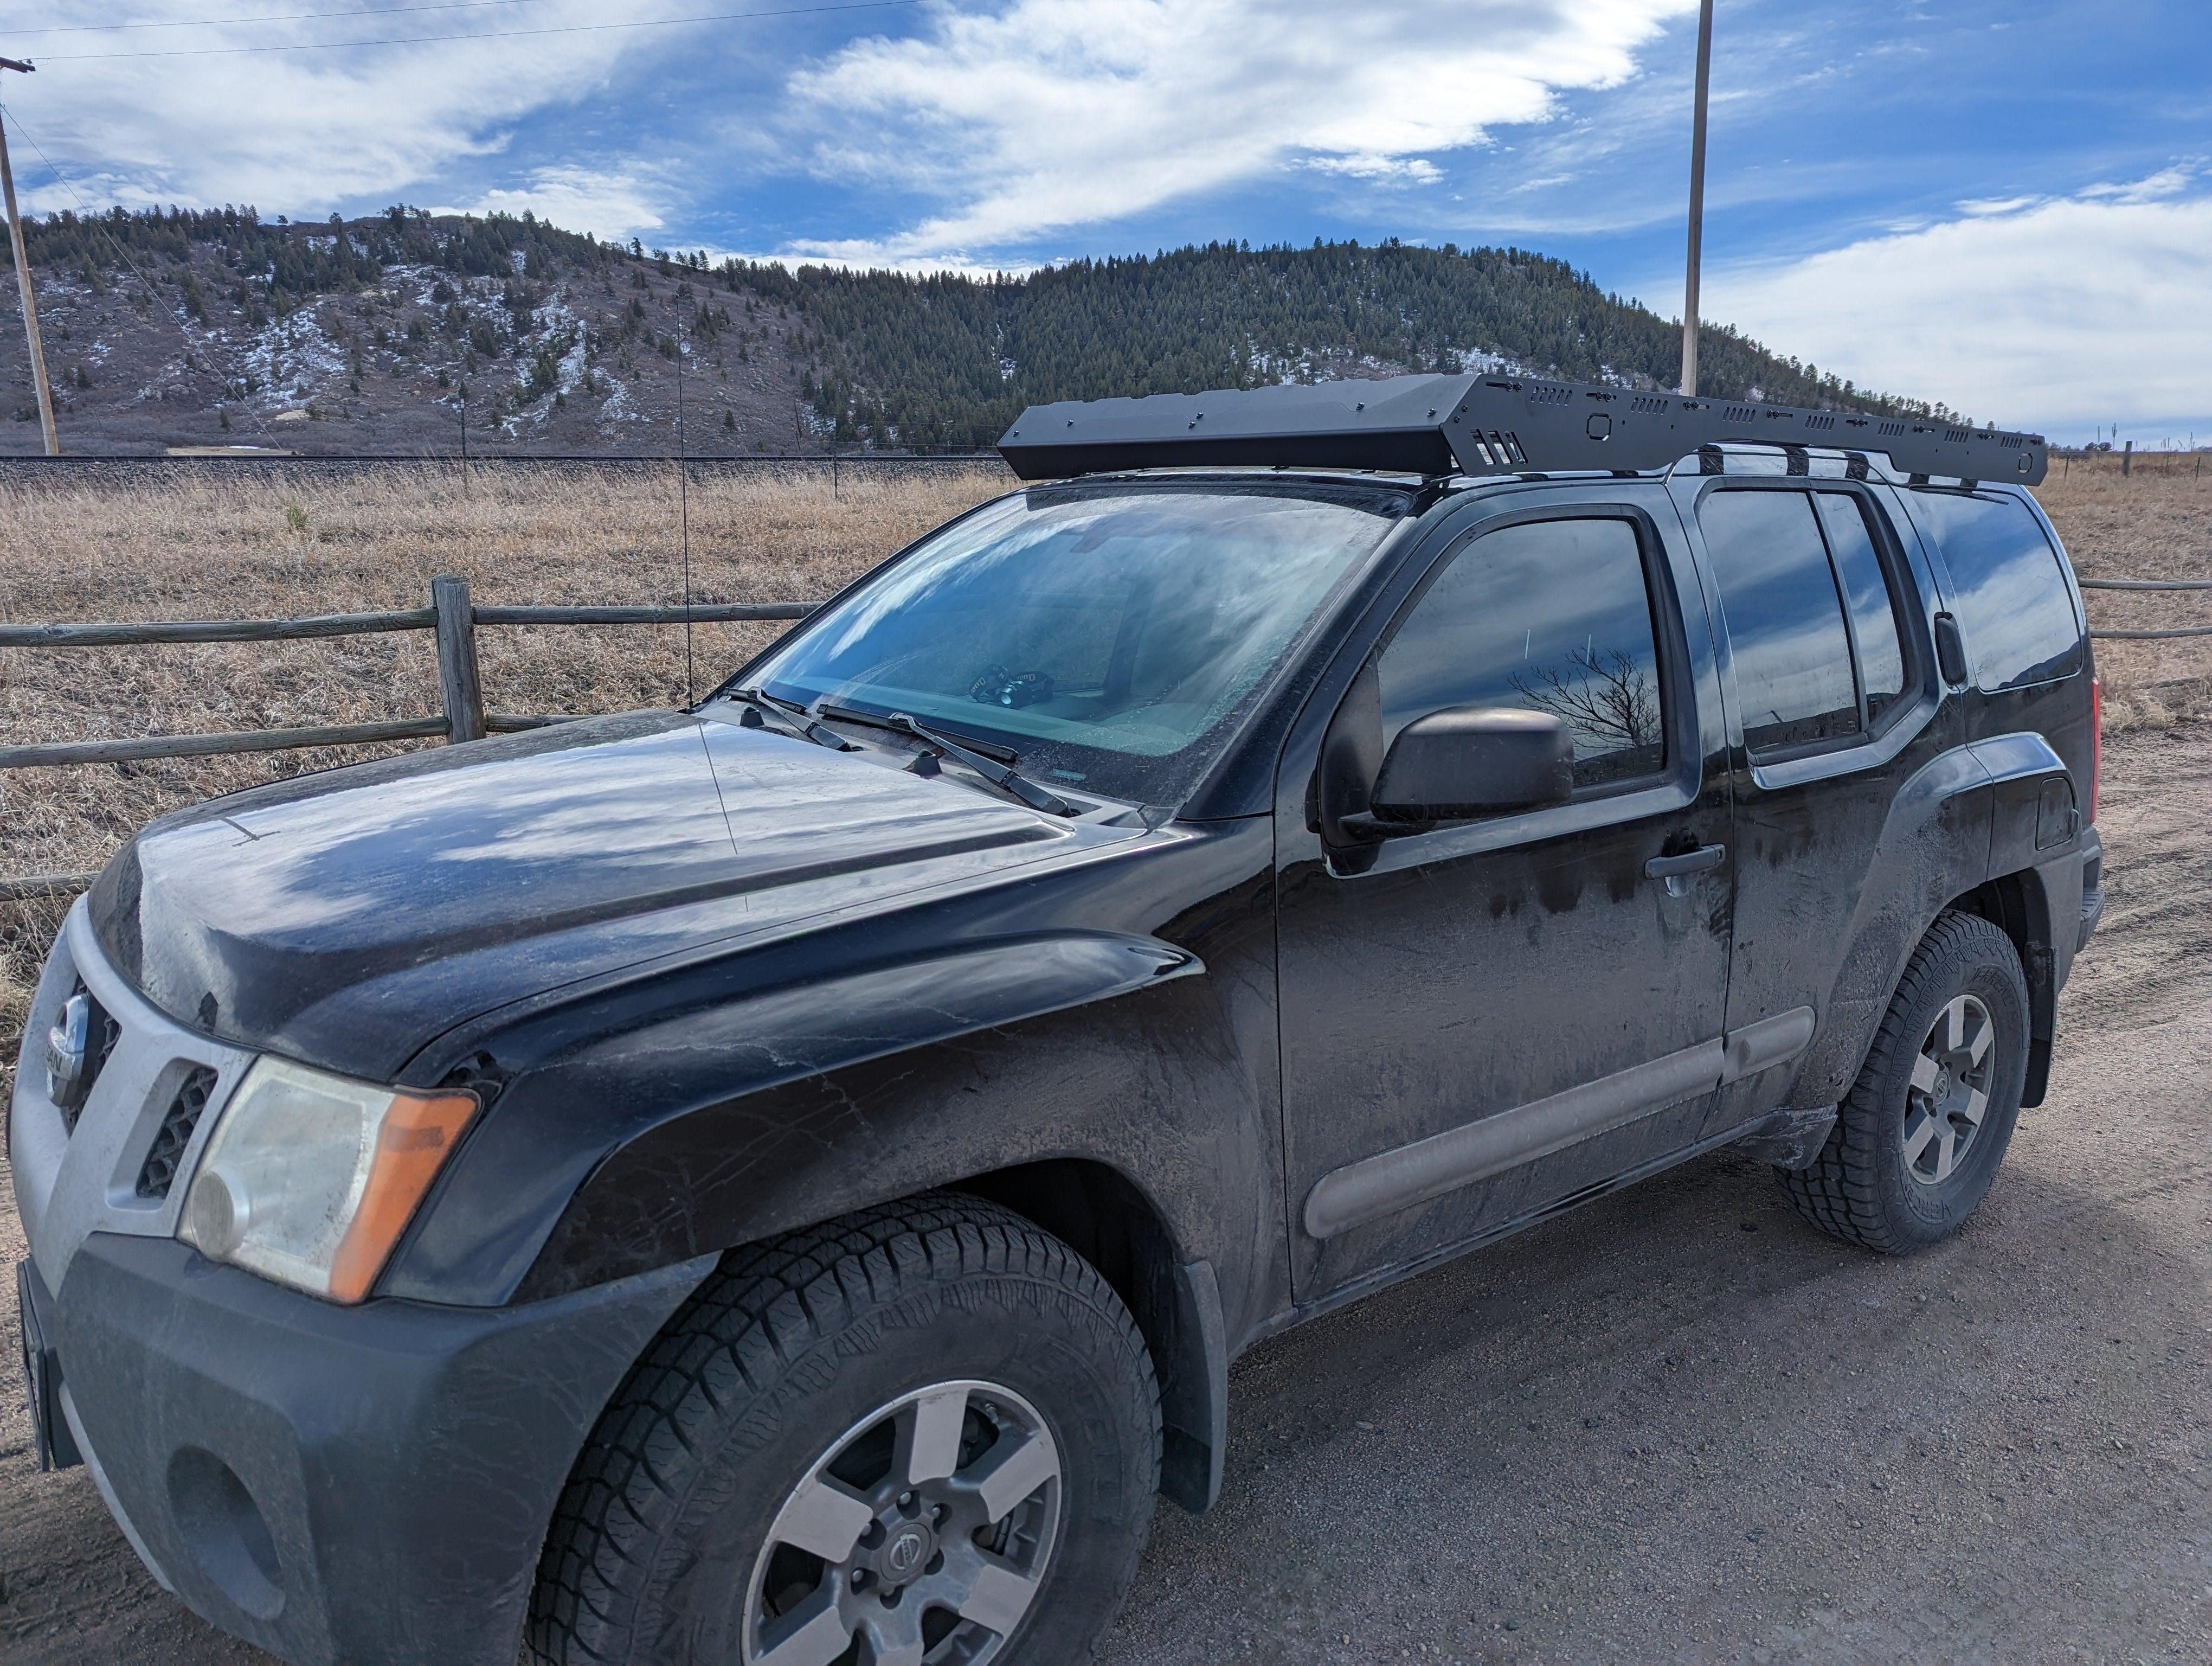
[1680,0,1715,398]
[0,56,58,455]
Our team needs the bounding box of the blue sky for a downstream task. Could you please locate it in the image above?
[2,0,2208,439]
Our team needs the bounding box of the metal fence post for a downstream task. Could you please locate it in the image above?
[431,574,486,744]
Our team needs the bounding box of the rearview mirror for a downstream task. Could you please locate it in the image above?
[1366,706,1574,828]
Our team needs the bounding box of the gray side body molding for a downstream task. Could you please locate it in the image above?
[1303,1007,1814,1240]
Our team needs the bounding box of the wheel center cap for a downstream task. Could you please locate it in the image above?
[878,1520,936,1587]
[1933,1063,1953,1100]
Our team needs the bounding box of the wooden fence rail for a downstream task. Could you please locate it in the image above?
[0,566,2205,900]
[0,575,816,772]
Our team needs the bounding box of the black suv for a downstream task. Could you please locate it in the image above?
[13,374,2101,1666]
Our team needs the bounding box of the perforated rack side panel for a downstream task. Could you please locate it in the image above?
[998,371,2047,486]
[1440,379,2046,485]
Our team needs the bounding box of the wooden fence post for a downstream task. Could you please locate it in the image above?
[432,574,486,744]
[2122,439,2132,478]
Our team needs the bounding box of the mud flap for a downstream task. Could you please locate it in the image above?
[1159,1258,1228,1514]
[1731,1103,1840,1171]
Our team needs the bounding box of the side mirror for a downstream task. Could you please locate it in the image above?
[1362,706,1575,830]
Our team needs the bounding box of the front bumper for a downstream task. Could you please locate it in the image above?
[31,1231,713,1665]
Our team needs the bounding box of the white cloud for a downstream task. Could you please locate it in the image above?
[782,0,1695,264]
[0,1,700,218]
[454,165,670,244]
[1706,171,2212,439]
[1307,155,1443,185]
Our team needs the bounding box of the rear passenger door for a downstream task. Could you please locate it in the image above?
[1677,476,1940,1129]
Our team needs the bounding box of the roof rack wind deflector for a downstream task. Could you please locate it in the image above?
[996,373,2046,486]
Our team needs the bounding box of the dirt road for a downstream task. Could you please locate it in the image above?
[4,726,2208,1665]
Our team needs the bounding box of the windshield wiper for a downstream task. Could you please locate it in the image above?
[815,702,1076,817]
[726,687,856,752]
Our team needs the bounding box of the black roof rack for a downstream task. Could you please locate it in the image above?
[998,371,2047,486]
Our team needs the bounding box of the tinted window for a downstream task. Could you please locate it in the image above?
[1378,517,1666,791]
[1700,490,1859,754]
[1908,491,2082,690]
[1815,492,1909,726]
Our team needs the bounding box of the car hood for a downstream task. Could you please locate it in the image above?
[89,710,1132,1081]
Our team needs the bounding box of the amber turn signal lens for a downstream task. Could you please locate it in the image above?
[326,1091,478,1304]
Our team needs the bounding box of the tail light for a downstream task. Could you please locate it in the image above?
[2088,675,2101,823]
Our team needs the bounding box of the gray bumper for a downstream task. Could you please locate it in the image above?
[37,1232,712,1665]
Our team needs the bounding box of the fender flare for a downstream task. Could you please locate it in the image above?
[387,930,1208,1306]
[1783,733,2071,1116]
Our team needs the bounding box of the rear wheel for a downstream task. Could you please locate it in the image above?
[530,1194,1160,1666]
[1779,910,2031,1253]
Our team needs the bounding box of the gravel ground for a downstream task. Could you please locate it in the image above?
[2,725,2208,1665]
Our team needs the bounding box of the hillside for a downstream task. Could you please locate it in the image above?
[0,206,1962,457]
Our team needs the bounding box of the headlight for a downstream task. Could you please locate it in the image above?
[178,1056,477,1304]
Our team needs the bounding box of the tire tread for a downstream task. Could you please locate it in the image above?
[528,1192,1157,1665]
[1779,909,2022,1253]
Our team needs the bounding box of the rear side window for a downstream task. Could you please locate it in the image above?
[1697,491,1859,754]
[1378,517,1666,792]
[1814,493,1909,726]
[1907,491,2082,690]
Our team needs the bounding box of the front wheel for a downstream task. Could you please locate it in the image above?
[1779,909,2031,1253]
[530,1194,1161,1666]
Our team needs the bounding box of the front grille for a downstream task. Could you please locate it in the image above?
[136,1067,218,1200]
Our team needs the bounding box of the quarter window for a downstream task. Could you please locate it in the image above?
[1906,491,2083,690]
[1378,517,1667,792]
[1699,490,1860,754]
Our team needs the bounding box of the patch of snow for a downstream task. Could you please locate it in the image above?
[239,303,348,411]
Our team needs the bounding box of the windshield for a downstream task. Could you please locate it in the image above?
[735,480,1407,804]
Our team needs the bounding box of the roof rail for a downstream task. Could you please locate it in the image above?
[998,371,2047,486]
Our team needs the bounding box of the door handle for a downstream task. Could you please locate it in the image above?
[1645,843,1726,897]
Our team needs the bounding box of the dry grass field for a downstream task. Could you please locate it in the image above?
[0,460,1010,1080]
[1,450,2205,1083]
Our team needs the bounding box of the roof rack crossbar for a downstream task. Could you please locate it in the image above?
[997,371,2047,486]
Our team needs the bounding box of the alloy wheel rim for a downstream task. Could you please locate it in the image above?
[1902,992,1996,1187]
[742,1379,1062,1666]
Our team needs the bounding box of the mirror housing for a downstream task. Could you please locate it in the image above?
[1366,706,1575,828]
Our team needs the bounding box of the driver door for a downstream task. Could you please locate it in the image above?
[1275,491,1738,1302]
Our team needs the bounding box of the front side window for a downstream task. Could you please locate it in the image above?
[1699,490,1860,755]
[1377,516,1667,791]
[738,481,1406,804]
[1907,490,2083,690]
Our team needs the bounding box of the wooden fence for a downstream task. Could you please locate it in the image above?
[1,572,2206,901]
[0,575,815,899]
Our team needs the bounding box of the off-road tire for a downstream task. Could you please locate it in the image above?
[1778,910,2031,1253]
[528,1193,1161,1666]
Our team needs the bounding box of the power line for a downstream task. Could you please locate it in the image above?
[37,0,923,61]
[14,1,537,38]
